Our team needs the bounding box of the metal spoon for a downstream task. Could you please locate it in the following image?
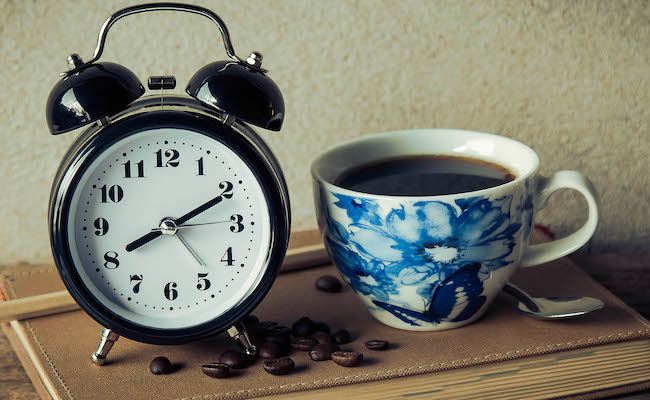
[503,282,604,320]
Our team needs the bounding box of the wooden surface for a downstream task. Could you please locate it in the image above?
[0,292,78,322]
[1,253,649,400]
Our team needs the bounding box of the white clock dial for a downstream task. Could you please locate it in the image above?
[66,128,271,329]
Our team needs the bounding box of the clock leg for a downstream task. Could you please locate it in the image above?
[91,328,120,366]
[227,322,257,356]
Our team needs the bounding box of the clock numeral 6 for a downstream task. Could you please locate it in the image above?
[155,149,180,167]
[197,273,211,291]
[230,214,244,233]
[98,184,123,203]
[164,282,178,301]
[93,218,109,236]
[130,275,143,293]
[103,251,119,269]
[221,247,235,266]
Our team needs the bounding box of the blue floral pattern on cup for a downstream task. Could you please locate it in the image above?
[321,191,531,328]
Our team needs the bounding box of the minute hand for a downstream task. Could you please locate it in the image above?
[125,194,225,252]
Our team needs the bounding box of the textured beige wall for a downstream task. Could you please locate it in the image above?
[0,0,648,265]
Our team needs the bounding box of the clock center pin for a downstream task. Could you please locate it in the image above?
[159,219,178,236]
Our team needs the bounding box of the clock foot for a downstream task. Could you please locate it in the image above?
[227,322,257,356]
[91,328,120,366]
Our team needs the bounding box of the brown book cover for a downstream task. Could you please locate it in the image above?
[2,229,650,400]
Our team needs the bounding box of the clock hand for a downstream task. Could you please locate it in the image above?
[125,189,228,252]
[176,233,204,266]
[150,220,230,231]
[174,193,226,225]
[125,231,162,252]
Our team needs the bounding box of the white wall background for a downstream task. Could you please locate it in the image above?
[0,0,648,264]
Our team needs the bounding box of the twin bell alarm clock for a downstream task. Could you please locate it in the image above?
[45,3,290,365]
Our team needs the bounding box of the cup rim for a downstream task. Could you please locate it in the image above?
[311,128,540,201]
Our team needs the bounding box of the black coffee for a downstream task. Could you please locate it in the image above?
[334,155,515,196]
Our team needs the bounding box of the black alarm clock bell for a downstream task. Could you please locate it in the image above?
[45,3,290,365]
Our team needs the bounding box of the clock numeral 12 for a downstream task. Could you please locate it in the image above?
[221,247,235,266]
[98,184,123,203]
[123,160,145,178]
[164,282,178,301]
[155,149,180,167]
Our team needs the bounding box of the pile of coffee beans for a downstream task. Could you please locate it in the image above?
[150,275,393,379]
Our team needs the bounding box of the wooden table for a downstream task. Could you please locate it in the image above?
[2,253,649,400]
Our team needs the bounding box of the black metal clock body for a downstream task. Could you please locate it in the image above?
[46,4,290,361]
[49,95,290,345]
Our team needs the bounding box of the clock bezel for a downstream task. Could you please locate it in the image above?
[49,98,290,345]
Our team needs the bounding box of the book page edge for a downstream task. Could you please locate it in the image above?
[2,321,58,400]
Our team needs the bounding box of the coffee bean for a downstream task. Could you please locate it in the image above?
[201,363,230,379]
[313,321,330,334]
[256,321,279,333]
[149,356,173,375]
[259,341,287,359]
[309,343,340,361]
[243,314,259,326]
[249,322,272,342]
[315,275,343,293]
[292,317,316,337]
[263,357,295,375]
[331,351,363,367]
[311,331,333,344]
[265,333,290,347]
[332,329,352,345]
[365,339,389,350]
[219,350,248,369]
[266,325,292,337]
[291,336,318,351]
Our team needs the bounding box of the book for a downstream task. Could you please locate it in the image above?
[2,229,649,400]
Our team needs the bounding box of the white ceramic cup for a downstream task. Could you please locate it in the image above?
[311,129,599,331]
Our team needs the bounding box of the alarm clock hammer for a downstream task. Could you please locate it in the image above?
[46,3,291,366]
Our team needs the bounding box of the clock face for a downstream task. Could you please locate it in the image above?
[65,128,271,330]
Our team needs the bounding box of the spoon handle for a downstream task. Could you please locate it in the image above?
[503,283,540,313]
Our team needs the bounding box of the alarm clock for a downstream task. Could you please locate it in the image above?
[45,3,290,365]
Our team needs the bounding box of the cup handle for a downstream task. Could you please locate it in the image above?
[520,171,599,268]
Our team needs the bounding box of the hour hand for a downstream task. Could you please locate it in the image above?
[126,231,162,252]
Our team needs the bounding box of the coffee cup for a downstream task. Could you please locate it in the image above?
[311,129,598,331]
